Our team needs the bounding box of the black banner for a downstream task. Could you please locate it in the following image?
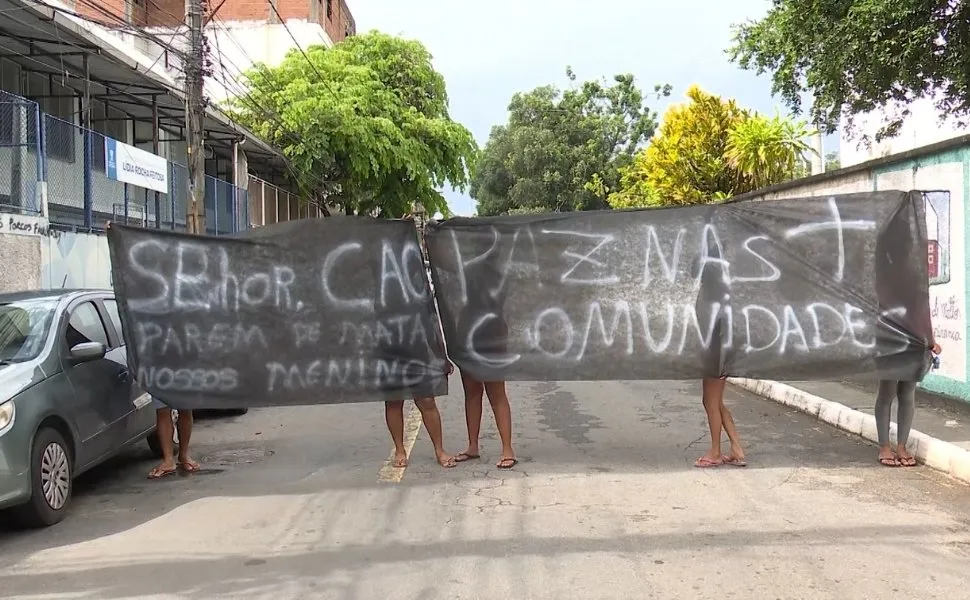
[426,191,933,383]
[107,218,449,410]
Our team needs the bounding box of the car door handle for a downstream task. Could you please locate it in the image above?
[117,368,130,382]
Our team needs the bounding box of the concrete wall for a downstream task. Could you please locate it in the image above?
[40,228,112,290]
[0,213,50,293]
[0,212,111,294]
[749,146,970,402]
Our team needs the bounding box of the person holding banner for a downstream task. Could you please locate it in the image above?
[455,376,517,469]
[384,390,456,469]
[383,251,457,470]
[148,399,200,478]
[106,219,203,480]
[871,211,940,468]
[873,298,942,467]
[420,228,517,470]
[693,220,746,469]
[452,302,517,469]
[874,335,941,467]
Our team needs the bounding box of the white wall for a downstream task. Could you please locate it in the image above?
[122,20,335,106]
[840,92,970,168]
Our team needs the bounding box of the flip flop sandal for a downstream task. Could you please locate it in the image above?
[879,456,899,467]
[438,457,458,468]
[454,453,480,463]
[898,456,918,467]
[722,455,747,467]
[496,458,518,469]
[178,461,201,473]
[148,466,177,479]
[694,457,723,468]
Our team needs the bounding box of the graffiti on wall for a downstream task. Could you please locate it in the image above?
[41,230,112,290]
[923,191,962,348]
[924,191,951,285]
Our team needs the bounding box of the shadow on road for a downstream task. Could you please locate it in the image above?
[0,381,944,573]
[0,524,961,599]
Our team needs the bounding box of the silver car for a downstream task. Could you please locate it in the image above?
[0,289,161,528]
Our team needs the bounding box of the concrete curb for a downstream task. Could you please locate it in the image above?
[728,378,970,485]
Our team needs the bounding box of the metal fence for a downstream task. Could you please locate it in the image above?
[248,175,321,227]
[0,90,249,234]
[0,91,42,214]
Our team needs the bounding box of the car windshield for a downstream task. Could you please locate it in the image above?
[0,298,58,364]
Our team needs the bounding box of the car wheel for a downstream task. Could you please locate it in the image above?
[146,430,178,459]
[9,428,73,528]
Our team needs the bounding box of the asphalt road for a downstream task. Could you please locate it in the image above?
[1,379,969,600]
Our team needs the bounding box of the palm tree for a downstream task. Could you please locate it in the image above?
[724,114,816,189]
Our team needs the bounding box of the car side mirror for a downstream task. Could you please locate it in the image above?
[69,341,106,363]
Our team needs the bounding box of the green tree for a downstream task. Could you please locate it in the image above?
[470,68,671,216]
[825,151,841,171]
[609,86,814,208]
[226,31,476,217]
[727,0,970,141]
[725,112,814,189]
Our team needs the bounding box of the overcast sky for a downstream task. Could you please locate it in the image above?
[351,0,835,216]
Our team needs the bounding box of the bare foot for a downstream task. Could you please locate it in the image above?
[496,456,518,469]
[148,463,177,479]
[878,448,898,467]
[723,446,746,466]
[896,451,917,467]
[455,447,480,463]
[437,452,457,468]
[695,453,723,468]
[392,453,408,468]
[177,458,201,473]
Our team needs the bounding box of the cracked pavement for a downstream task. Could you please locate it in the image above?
[1,379,970,599]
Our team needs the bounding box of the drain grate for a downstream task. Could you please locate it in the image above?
[201,447,274,466]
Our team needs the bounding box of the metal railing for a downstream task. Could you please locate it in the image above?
[0,90,252,234]
[248,175,322,227]
[0,91,42,215]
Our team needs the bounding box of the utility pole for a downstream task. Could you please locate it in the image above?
[185,0,206,234]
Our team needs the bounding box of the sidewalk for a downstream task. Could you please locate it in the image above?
[730,377,970,484]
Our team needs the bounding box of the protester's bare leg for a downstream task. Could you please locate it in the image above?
[149,408,176,478]
[414,397,456,468]
[458,372,485,461]
[175,410,199,471]
[384,400,408,467]
[484,381,516,467]
[719,398,745,464]
[697,378,725,467]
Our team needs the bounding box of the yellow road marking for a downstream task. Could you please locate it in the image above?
[377,404,423,483]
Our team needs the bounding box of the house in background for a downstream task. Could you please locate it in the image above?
[83,0,356,104]
[0,0,334,291]
[839,92,969,168]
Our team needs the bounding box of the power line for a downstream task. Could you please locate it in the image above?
[264,0,342,103]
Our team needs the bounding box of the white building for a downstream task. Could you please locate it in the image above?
[840,91,970,167]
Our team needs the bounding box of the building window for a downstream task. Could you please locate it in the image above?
[326,0,333,20]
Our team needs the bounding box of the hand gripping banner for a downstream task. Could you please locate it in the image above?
[425,191,933,384]
[107,217,450,410]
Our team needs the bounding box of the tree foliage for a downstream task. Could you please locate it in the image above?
[727,0,970,142]
[825,151,841,171]
[226,31,476,217]
[470,68,671,216]
[609,86,814,208]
